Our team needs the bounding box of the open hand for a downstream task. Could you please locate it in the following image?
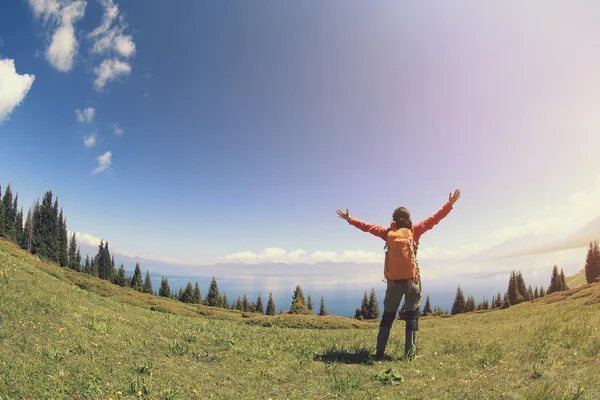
[449,189,461,206]
[336,208,350,221]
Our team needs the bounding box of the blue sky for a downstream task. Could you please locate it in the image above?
[2,1,600,281]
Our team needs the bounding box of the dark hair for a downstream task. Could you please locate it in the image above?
[392,207,412,229]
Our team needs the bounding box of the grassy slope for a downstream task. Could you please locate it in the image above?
[1,238,600,400]
[566,269,588,289]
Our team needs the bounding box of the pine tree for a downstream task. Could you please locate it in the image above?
[222,293,229,310]
[508,271,524,305]
[110,255,117,283]
[501,293,511,309]
[367,288,380,319]
[319,296,328,316]
[158,276,171,297]
[83,255,91,274]
[1,184,14,240]
[534,286,539,299]
[32,191,57,260]
[526,285,534,301]
[539,285,546,297]
[291,285,306,308]
[242,293,250,312]
[255,294,264,314]
[142,270,153,294]
[306,295,314,313]
[115,264,127,287]
[422,295,432,316]
[548,265,560,294]
[68,233,78,269]
[516,271,527,301]
[465,295,476,313]
[266,292,276,316]
[205,277,219,306]
[495,292,503,308]
[360,291,369,318]
[23,208,34,251]
[178,287,184,301]
[90,257,98,277]
[75,246,82,271]
[180,282,194,303]
[56,209,68,267]
[451,285,466,315]
[193,281,201,304]
[482,298,490,310]
[14,206,24,248]
[130,263,143,291]
[560,268,568,291]
[0,185,4,238]
[584,241,600,284]
[51,198,59,263]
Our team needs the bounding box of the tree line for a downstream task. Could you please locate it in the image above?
[0,182,337,317]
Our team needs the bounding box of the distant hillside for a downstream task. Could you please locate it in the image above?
[1,237,600,399]
[565,268,588,288]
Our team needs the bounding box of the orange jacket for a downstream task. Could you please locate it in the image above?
[347,202,453,250]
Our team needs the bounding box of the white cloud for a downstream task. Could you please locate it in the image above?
[491,174,600,244]
[73,231,103,247]
[83,134,96,147]
[89,0,136,58]
[27,0,87,72]
[93,58,131,90]
[112,123,124,135]
[0,59,36,124]
[217,247,382,264]
[92,151,112,174]
[75,106,95,123]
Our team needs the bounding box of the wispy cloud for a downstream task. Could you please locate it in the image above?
[0,59,36,124]
[92,150,112,174]
[27,0,87,72]
[112,122,124,135]
[88,0,136,58]
[75,106,95,123]
[93,58,131,90]
[83,134,96,148]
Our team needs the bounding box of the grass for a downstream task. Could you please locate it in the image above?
[1,237,600,399]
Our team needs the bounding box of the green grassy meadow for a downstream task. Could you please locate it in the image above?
[1,237,600,399]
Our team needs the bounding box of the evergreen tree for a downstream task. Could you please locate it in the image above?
[255,294,264,314]
[56,209,68,267]
[1,184,14,240]
[68,233,78,269]
[51,198,59,262]
[266,292,276,316]
[142,270,153,294]
[14,207,24,248]
[548,265,560,294]
[534,286,539,299]
[451,285,466,315]
[178,287,183,301]
[110,255,117,282]
[242,293,250,312]
[508,271,524,305]
[115,264,127,287]
[75,247,82,272]
[83,255,91,274]
[501,293,511,309]
[482,298,490,310]
[526,285,534,301]
[130,263,143,291]
[158,276,171,297]
[560,268,568,291]
[291,285,306,308]
[90,257,99,277]
[205,277,220,306]
[360,291,369,318]
[584,241,600,284]
[234,297,243,311]
[32,191,57,260]
[367,288,380,319]
[495,292,503,308]
[422,295,432,316]
[23,208,34,251]
[319,296,328,316]
[306,294,314,312]
[539,285,546,297]
[465,295,476,313]
[180,282,194,303]
[222,293,229,310]
[516,271,527,301]
[193,281,202,304]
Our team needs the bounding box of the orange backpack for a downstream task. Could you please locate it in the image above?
[384,227,418,281]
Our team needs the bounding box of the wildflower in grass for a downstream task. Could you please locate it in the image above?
[117,391,122,395]
[138,391,142,396]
